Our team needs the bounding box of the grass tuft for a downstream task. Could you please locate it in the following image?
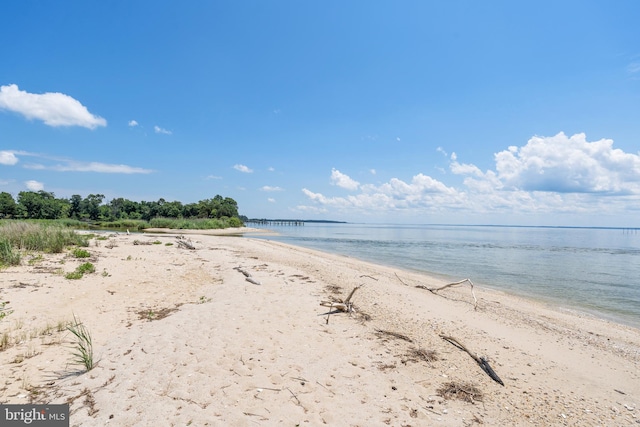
[66,315,94,372]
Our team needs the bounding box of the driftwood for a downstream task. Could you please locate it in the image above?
[440,335,504,386]
[176,239,195,250]
[234,266,262,285]
[320,285,361,323]
[413,276,478,310]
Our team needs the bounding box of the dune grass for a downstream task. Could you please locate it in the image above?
[0,222,89,267]
[66,315,94,372]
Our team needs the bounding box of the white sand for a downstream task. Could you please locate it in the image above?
[1,230,639,426]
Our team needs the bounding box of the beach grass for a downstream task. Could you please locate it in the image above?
[0,222,89,253]
[66,315,94,372]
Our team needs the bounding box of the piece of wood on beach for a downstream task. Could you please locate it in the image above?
[233,266,262,285]
[414,276,479,310]
[320,285,361,323]
[440,334,504,386]
[176,239,196,250]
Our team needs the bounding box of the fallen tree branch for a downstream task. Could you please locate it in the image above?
[420,278,478,310]
[320,285,361,323]
[176,239,195,250]
[440,335,504,386]
[233,266,262,285]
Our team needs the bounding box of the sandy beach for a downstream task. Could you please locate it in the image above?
[1,229,639,426]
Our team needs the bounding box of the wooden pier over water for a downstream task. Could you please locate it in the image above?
[246,219,305,226]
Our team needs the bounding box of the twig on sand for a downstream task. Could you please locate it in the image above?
[440,335,504,386]
[320,285,361,324]
[287,387,301,406]
[375,329,413,343]
[418,277,478,310]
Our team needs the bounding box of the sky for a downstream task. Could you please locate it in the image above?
[1,1,640,227]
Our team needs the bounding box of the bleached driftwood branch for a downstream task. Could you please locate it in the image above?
[440,334,504,386]
[176,239,195,250]
[320,285,361,323]
[234,266,262,285]
[400,274,477,310]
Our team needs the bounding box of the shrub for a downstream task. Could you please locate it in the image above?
[71,248,91,258]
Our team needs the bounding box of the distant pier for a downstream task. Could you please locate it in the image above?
[246,219,305,226]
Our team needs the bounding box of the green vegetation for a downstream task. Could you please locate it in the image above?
[0,222,89,267]
[0,302,12,322]
[71,248,91,258]
[0,191,244,229]
[66,315,94,372]
[65,262,95,280]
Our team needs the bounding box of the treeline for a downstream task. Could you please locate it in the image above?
[0,191,242,223]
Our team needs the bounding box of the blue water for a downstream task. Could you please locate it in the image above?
[251,223,640,328]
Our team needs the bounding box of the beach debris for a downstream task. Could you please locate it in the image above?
[413,276,478,310]
[440,334,504,386]
[375,329,414,343]
[176,239,196,250]
[437,381,484,403]
[320,285,361,324]
[234,266,262,285]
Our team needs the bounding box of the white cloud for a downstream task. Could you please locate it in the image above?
[301,133,640,221]
[261,186,283,192]
[154,125,172,135]
[492,132,640,194]
[128,120,139,127]
[25,180,44,191]
[205,175,222,180]
[370,169,376,175]
[234,164,253,173]
[0,84,106,129]
[330,168,360,190]
[436,147,448,157]
[4,150,152,174]
[0,151,19,165]
[268,167,275,172]
[268,198,276,203]
[28,162,153,174]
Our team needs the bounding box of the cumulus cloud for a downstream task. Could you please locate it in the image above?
[128,120,139,127]
[330,168,360,190]
[154,125,172,135]
[300,133,640,220]
[261,186,283,192]
[267,198,276,203]
[25,180,44,191]
[233,164,253,173]
[492,132,640,194]
[0,151,19,165]
[0,84,106,129]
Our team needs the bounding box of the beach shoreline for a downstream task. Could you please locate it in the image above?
[1,229,638,425]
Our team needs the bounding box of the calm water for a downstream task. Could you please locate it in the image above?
[251,223,640,328]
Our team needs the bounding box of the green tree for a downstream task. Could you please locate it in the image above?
[82,194,104,221]
[69,194,83,219]
[0,192,17,218]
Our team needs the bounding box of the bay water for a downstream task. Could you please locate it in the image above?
[251,223,640,328]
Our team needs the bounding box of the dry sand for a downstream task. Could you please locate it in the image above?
[1,229,639,426]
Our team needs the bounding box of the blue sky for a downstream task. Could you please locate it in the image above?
[1,1,640,226]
